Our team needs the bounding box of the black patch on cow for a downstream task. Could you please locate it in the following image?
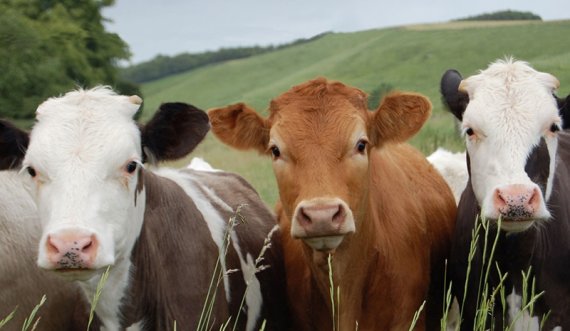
[0,120,29,170]
[140,103,210,164]
[557,93,570,129]
[134,167,144,206]
[440,69,470,121]
[525,137,550,197]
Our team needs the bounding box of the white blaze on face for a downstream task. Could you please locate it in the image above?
[23,87,145,274]
[460,59,561,230]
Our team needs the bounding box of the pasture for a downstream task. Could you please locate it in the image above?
[140,19,570,205]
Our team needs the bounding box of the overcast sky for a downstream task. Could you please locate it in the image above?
[103,0,570,64]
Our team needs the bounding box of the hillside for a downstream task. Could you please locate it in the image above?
[141,19,570,205]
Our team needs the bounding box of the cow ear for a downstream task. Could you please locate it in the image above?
[441,69,469,121]
[557,94,570,129]
[369,92,431,145]
[208,103,270,154]
[0,119,29,170]
[140,102,210,164]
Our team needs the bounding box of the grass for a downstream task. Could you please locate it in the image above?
[140,19,570,205]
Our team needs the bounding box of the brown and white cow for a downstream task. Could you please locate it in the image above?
[0,120,96,331]
[209,78,457,330]
[441,58,570,330]
[0,88,289,331]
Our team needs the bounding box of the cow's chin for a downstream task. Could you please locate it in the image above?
[497,218,538,233]
[303,235,345,253]
[51,267,106,281]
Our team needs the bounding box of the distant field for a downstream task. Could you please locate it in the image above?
[142,19,570,205]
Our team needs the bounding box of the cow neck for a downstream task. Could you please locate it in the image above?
[119,170,175,329]
[79,175,147,331]
[119,170,225,330]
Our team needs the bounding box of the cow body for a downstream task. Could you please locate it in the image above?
[119,168,288,330]
[427,148,468,204]
[209,78,456,330]
[0,88,288,331]
[441,59,570,330]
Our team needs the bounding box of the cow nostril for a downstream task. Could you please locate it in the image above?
[528,188,539,207]
[81,240,93,252]
[332,205,344,224]
[299,207,312,225]
[46,235,60,254]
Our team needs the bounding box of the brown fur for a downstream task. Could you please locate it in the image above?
[209,78,456,330]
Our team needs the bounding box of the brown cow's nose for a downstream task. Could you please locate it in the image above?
[45,232,98,269]
[493,184,542,219]
[295,203,347,237]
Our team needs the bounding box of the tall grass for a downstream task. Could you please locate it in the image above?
[438,216,547,331]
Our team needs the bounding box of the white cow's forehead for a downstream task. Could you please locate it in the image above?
[25,87,142,168]
[462,62,559,131]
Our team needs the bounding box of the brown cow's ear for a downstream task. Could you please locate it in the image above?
[369,92,431,145]
[208,103,270,154]
[141,102,210,164]
[0,119,29,170]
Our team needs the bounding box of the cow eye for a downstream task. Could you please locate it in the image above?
[550,123,560,133]
[464,128,475,136]
[270,146,281,159]
[356,139,368,154]
[125,161,138,174]
[26,166,37,178]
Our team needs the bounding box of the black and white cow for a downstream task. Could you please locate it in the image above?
[441,58,570,330]
[0,87,289,331]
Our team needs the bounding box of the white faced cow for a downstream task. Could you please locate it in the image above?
[441,58,570,330]
[0,120,95,331]
[0,87,289,331]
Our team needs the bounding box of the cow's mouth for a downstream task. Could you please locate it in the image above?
[302,235,346,252]
[498,218,538,233]
[52,267,101,281]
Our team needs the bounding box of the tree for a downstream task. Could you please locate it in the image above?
[0,0,138,120]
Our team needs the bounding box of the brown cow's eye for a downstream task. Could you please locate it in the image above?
[356,140,367,153]
[270,146,281,159]
[126,161,138,174]
[27,166,36,178]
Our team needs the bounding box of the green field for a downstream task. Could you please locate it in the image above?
[141,19,570,205]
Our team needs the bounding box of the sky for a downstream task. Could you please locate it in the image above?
[103,0,570,64]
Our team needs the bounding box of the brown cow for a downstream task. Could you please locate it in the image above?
[209,78,456,330]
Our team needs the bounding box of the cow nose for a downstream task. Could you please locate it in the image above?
[45,232,98,269]
[296,203,347,236]
[493,185,542,219]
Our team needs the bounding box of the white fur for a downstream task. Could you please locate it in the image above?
[427,148,468,204]
[188,157,219,171]
[229,231,263,331]
[459,59,560,228]
[154,168,233,302]
[22,86,146,330]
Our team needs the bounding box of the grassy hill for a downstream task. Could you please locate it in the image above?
[141,19,570,205]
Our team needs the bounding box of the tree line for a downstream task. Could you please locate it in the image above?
[455,10,542,21]
[0,0,140,121]
[120,32,333,83]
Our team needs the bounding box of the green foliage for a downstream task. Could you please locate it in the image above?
[455,10,542,21]
[120,32,333,83]
[0,0,134,120]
